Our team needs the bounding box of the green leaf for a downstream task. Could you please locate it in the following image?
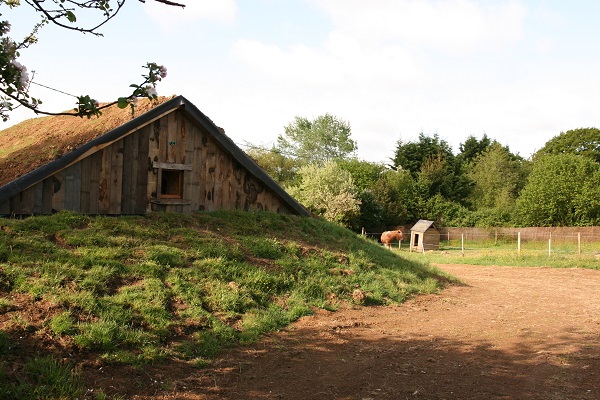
[117,97,129,109]
[66,11,76,23]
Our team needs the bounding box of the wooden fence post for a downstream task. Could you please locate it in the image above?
[461,233,464,257]
[578,232,581,256]
[518,232,521,256]
[548,232,551,257]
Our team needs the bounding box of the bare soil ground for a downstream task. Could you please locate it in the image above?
[90,264,600,400]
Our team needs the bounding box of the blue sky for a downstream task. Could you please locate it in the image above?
[4,0,600,163]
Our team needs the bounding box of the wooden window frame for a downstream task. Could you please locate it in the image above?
[153,162,192,200]
[160,169,183,199]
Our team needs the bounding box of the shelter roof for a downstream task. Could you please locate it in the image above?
[410,219,437,233]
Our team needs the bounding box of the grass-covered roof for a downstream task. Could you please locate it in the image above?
[0,96,175,187]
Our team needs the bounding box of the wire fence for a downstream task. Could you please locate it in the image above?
[363,228,600,257]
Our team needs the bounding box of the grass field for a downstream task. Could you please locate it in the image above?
[0,211,449,399]
[395,238,600,269]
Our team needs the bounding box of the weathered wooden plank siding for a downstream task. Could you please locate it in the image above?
[215,152,225,210]
[80,155,92,212]
[167,112,178,164]
[52,170,66,212]
[135,126,150,214]
[98,145,111,214]
[17,185,35,214]
[184,118,199,209]
[121,133,135,214]
[177,111,186,164]
[0,199,8,214]
[204,139,217,212]
[8,192,21,214]
[64,163,82,212]
[147,120,161,210]
[108,139,124,214]
[87,152,101,214]
[32,183,44,214]
[41,178,54,214]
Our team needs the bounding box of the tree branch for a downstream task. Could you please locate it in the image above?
[26,0,127,34]
[1,86,119,117]
[140,0,186,8]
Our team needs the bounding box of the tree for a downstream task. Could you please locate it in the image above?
[286,161,361,227]
[391,132,471,203]
[245,146,300,187]
[515,154,600,226]
[534,127,600,163]
[0,0,184,121]
[337,158,386,192]
[418,193,469,227]
[276,114,357,165]
[352,190,385,233]
[417,153,454,198]
[391,132,454,175]
[467,143,526,212]
[337,158,387,232]
[371,168,416,227]
[457,133,491,165]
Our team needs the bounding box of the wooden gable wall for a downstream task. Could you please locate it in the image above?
[0,110,296,215]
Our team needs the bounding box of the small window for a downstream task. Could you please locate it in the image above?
[160,170,183,199]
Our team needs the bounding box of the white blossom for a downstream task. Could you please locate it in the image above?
[144,85,158,97]
[11,60,30,89]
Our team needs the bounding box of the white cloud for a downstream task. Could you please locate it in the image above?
[144,0,237,28]
[312,0,527,54]
[230,27,425,92]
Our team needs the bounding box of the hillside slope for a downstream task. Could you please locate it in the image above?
[0,211,451,398]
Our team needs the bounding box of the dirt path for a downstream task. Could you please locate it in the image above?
[131,265,600,400]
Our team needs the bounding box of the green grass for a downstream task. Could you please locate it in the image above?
[0,356,82,399]
[396,239,600,269]
[0,210,449,398]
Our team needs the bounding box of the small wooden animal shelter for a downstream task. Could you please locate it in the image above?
[0,95,309,216]
[409,220,440,252]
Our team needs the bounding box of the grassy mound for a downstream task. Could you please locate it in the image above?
[0,211,451,398]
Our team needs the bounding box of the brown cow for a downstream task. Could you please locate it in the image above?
[381,230,403,249]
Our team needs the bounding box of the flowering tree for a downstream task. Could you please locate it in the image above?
[286,161,361,227]
[0,0,185,121]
